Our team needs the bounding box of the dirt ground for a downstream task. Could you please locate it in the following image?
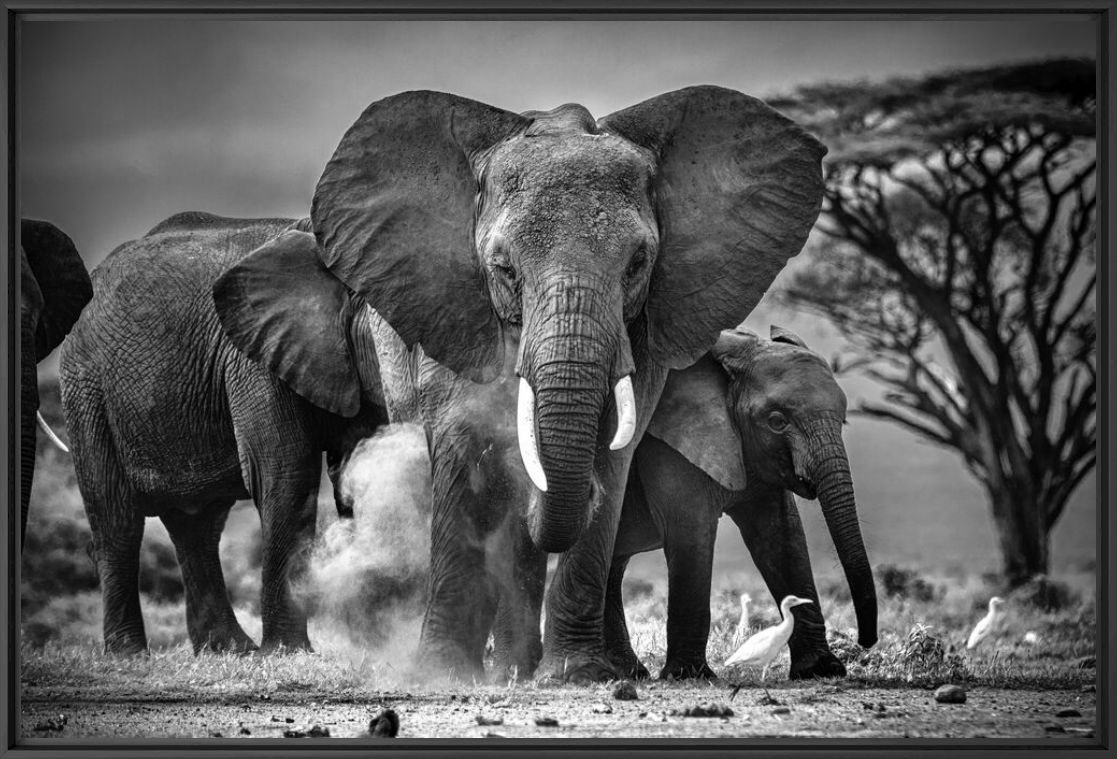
[20,679,1097,742]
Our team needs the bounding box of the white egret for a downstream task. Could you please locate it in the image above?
[724,595,813,700]
[732,592,752,646]
[966,596,1005,650]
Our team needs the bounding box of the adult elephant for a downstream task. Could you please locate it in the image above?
[605,324,877,681]
[18,219,93,547]
[218,86,826,680]
[60,212,386,655]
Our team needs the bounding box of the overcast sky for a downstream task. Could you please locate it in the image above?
[19,16,1097,576]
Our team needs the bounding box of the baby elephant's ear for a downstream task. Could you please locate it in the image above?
[645,355,747,492]
[770,324,808,348]
[213,230,362,418]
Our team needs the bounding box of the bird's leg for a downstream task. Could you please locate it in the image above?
[758,665,775,704]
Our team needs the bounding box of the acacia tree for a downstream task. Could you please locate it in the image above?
[771,59,1096,586]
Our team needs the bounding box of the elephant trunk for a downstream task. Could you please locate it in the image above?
[803,414,878,648]
[518,278,625,553]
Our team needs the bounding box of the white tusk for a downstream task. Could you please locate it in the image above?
[37,411,69,453]
[517,377,548,492]
[609,375,637,451]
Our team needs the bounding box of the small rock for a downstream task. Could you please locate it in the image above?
[534,716,559,727]
[1075,656,1096,669]
[209,732,223,738]
[238,728,251,736]
[32,714,67,732]
[772,707,791,715]
[306,725,330,738]
[613,680,639,701]
[369,708,400,738]
[284,717,295,723]
[592,703,613,714]
[638,711,648,718]
[934,685,967,704]
[671,704,734,718]
[484,731,506,738]
[1044,724,1067,733]
[282,729,306,738]
[1056,708,1081,718]
[475,715,503,726]
[1081,684,1096,693]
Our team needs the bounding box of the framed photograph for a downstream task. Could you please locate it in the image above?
[4,2,1109,754]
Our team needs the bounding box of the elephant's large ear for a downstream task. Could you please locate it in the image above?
[21,219,93,362]
[312,91,531,382]
[645,354,747,491]
[213,230,363,417]
[599,86,825,369]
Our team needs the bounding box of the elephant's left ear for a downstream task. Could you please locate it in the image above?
[213,230,363,417]
[599,86,826,370]
[21,219,93,362]
[645,354,747,492]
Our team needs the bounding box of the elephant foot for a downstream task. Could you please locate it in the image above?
[535,652,623,684]
[103,631,148,656]
[789,648,846,680]
[491,651,541,683]
[193,630,259,656]
[415,639,485,682]
[659,659,719,682]
[606,650,651,680]
[258,633,313,655]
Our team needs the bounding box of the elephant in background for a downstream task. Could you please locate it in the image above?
[60,212,387,655]
[228,85,825,681]
[19,219,93,546]
[605,325,877,681]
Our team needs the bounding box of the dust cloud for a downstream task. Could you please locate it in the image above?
[293,423,432,656]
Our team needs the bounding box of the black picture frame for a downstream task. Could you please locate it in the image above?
[3,2,1112,757]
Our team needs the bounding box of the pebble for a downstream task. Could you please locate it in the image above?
[475,715,503,726]
[369,708,400,738]
[535,716,560,727]
[592,703,614,714]
[613,681,639,701]
[933,685,967,704]
[238,727,251,736]
[772,707,791,715]
[1056,709,1081,718]
[32,714,67,732]
[1044,724,1067,734]
[671,704,734,718]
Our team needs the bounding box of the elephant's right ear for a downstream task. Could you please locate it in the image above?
[21,219,93,362]
[312,90,531,382]
[645,354,747,492]
[213,230,362,417]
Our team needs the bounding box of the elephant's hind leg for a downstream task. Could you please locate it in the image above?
[161,504,257,655]
[604,554,650,679]
[67,389,147,655]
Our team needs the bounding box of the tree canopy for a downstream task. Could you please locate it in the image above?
[772,58,1096,585]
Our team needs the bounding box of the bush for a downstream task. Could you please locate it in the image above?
[1011,575,1077,613]
[876,563,937,603]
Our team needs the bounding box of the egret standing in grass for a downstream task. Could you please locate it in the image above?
[966,596,1005,651]
[724,595,813,700]
[732,592,752,646]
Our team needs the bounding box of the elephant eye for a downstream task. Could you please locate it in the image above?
[492,261,516,282]
[626,246,648,279]
[767,411,789,432]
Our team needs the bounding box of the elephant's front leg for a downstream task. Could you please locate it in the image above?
[490,515,547,680]
[635,436,726,680]
[727,487,845,679]
[537,363,669,684]
[417,422,504,677]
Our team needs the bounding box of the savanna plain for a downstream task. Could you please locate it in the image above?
[19,390,1098,741]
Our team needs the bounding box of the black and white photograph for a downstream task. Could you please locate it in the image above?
[7,7,1106,746]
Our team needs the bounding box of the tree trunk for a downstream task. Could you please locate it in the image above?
[988,482,1049,588]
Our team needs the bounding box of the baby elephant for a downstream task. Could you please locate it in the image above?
[605,324,878,680]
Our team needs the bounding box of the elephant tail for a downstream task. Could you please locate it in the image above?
[36,411,70,453]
